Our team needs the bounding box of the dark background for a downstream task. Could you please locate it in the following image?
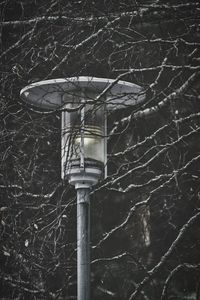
[1,1,200,299]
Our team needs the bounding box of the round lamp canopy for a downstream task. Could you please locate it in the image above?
[20,76,145,111]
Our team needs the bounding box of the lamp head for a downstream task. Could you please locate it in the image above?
[20,77,145,188]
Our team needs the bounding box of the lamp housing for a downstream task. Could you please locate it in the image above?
[20,77,145,188]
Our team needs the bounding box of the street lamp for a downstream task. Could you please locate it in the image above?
[20,76,145,300]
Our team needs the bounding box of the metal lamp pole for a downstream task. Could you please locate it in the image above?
[68,165,102,300]
[20,76,145,300]
[77,187,90,300]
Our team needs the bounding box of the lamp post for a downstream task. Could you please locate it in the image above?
[20,76,145,300]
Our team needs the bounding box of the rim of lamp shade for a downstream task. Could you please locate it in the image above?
[20,76,145,110]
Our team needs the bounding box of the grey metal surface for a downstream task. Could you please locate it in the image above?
[77,188,90,300]
[20,76,145,110]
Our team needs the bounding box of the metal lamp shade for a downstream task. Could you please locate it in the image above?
[20,77,145,110]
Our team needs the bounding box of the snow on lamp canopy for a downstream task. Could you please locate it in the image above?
[20,76,145,186]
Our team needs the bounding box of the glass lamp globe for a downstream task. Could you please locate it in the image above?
[61,98,106,187]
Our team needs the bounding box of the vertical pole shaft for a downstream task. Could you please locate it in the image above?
[77,188,90,300]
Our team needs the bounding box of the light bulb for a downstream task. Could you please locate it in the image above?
[73,133,104,163]
[75,136,96,146]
